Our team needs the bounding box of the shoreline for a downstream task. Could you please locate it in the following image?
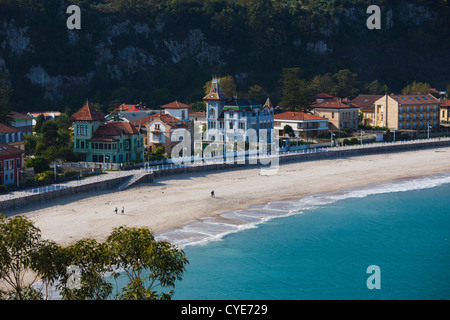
[7,146,450,247]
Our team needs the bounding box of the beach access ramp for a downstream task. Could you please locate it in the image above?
[117,172,153,191]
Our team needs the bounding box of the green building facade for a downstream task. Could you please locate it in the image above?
[71,103,144,164]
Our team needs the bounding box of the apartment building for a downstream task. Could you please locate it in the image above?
[373,94,441,130]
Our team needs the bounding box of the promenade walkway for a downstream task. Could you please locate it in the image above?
[1,136,449,202]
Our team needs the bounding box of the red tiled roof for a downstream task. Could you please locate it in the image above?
[10,111,34,121]
[274,112,326,121]
[188,111,206,117]
[88,137,119,142]
[390,94,441,105]
[351,94,383,112]
[0,123,20,134]
[0,142,24,158]
[89,122,142,142]
[113,104,148,112]
[311,98,358,109]
[314,93,333,99]
[28,111,62,118]
[131,112,188,129]
[441,99,450,107]
[160,100,192,110]
[71,103,104,121]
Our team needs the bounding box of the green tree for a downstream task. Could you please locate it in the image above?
[58,239,113,300]
[0,67,13,125]
[247,84,268,103]
[331,69,360,98]
[30,239,65,300]
[25,156,50,174]
[364,80,389,95]
[106,226,189,300]
[204,76,237,98]
[283,124,295,138]
[0,215,44,300]
[279,68,311,112]
[402,81,431,94]
[34,115,45,134]
[309,73,335,96]
[55,113,72,131]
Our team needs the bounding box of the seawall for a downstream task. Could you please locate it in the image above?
[2,139,450,212]
[0,175,130,212]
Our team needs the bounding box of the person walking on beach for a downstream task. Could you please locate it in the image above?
[114,207,118,214]
[211,190,215,198]
[121,207,125,214]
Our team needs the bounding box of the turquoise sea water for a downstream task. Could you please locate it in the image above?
[166,173,450,300]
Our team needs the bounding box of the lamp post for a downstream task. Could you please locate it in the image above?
[393,129,397,142]
[330,132,335,147]
[428,126,432,139]
[360,130,365,145]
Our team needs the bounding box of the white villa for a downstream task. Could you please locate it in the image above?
[204,78,275,143]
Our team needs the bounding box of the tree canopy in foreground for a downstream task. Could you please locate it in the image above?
[0,215,188,300]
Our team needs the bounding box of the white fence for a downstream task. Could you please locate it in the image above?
[2,136,449,201]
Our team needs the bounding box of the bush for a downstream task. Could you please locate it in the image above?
[64,170,79,178]
[35,170,54,182]
[26,156,50,174]
[0,185,7,194]
[343,138,360,146]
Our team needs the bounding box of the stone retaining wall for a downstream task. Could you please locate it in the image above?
[2,140,449,212]
[0,175,130,212]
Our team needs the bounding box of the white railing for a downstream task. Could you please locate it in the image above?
[1,136,449,201]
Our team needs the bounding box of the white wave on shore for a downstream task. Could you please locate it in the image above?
[155,171,450,248]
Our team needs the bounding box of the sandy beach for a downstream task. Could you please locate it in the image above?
[8,147,450,246]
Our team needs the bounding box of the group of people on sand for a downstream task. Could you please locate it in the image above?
[114,207,125,215]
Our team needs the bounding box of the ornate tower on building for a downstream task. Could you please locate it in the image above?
[203,78,229,141]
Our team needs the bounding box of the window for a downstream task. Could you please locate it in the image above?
[0,161,2,171]
[209,109,215,117]
[77,125,88,136]
[17,158,20,169]
[229,121,234,130]
[331,112,334,118]
[81,141,85,149]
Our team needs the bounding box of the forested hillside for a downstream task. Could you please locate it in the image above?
[0,0,449,114]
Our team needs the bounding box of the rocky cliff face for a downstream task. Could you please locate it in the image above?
[0,1,448,111]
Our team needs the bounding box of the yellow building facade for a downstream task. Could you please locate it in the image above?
[373,94,441,130]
